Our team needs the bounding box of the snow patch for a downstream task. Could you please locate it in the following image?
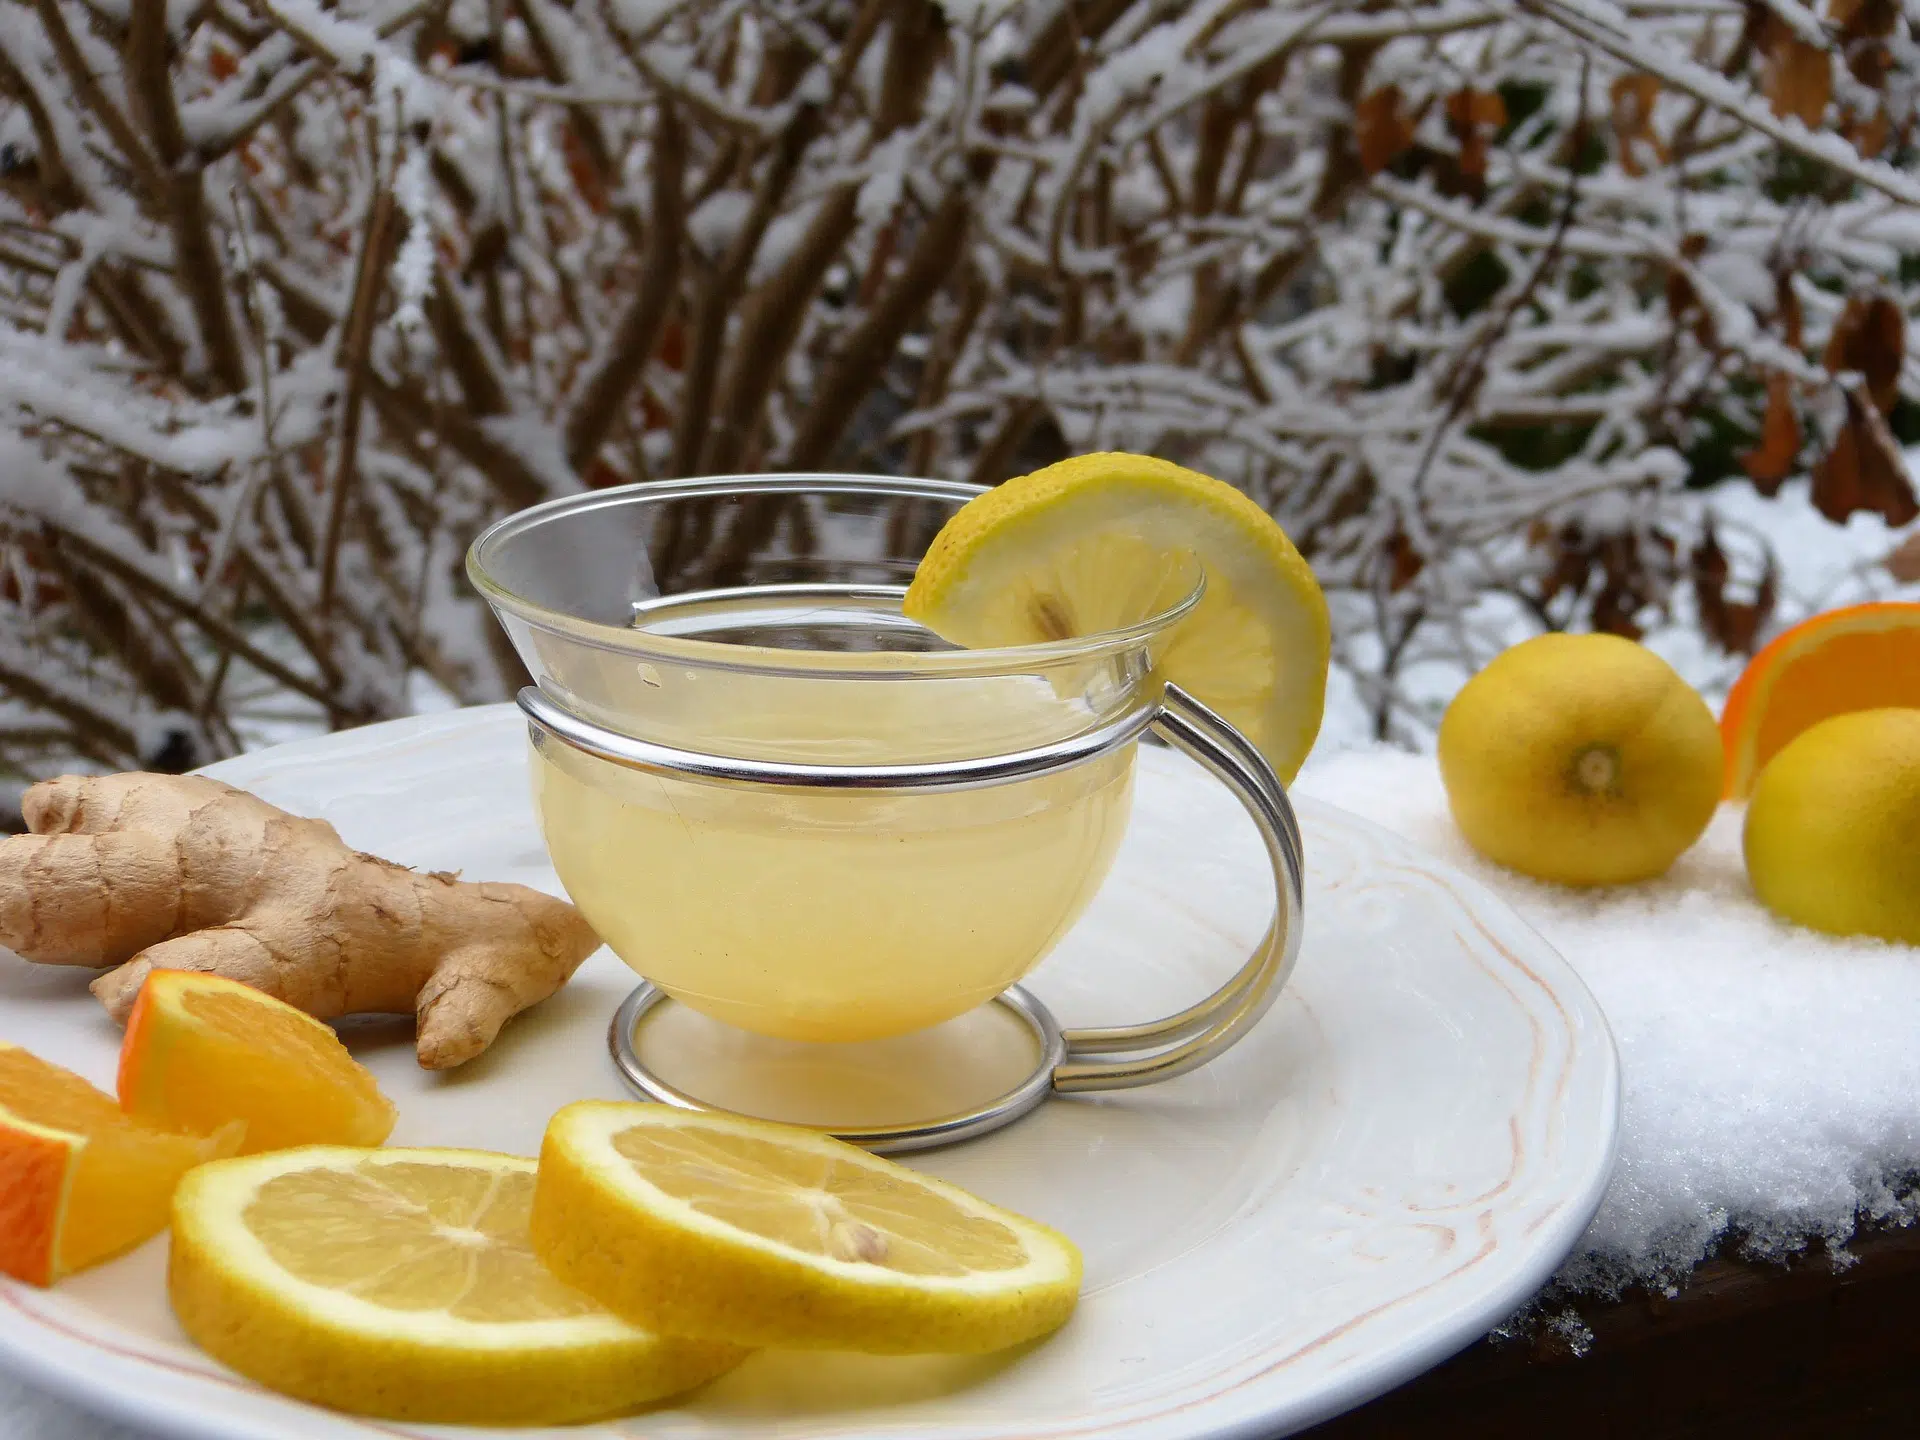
[688,191,751,260]
[1296,747,1920,1296]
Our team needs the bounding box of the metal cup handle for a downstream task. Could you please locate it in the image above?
[1051,683,1306,1092]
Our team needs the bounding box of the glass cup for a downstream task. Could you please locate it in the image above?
[468,475,1303,1148]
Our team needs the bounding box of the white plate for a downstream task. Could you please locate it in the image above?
[0,706,1617,1440]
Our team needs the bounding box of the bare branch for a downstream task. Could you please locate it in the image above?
[564,103,685,471]
[320,170,398,617]
[124,0,247,392]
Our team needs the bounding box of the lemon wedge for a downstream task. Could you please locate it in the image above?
[903,452,1330,782]
[530,1101,1082,1354]
[169,1147,744,1424]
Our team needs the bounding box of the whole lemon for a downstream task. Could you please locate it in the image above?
[1437,633,1723,885]
[1743,708,1920,944]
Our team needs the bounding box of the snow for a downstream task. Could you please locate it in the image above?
[856,133,914,226]
[0,328,332,475]
[1296,749,1920,1296]
[1134,273,1195,341]
[751,200,823,288]
[252,0,381,76]
[477,412,582,495]
[687,190,752,260]
[387,145,436,334]
[42,228,109,345]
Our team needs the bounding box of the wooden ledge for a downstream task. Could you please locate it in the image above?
[1303,1222,1920,1439]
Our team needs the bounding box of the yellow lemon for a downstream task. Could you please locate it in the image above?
[531,1101,1082,1354]
[1743,708,1920,944]
[1437,633,1723,885]
[903,452,1330,783]
[169,1147,744,1424]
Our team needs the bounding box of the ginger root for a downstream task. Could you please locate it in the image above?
[0,772,601,1069]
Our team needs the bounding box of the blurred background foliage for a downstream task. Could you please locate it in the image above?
[0,0,1916,819]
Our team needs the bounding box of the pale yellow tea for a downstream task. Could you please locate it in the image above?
[533,672,1134,1043]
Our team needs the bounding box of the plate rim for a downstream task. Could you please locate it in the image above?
[0,705,1620,1440]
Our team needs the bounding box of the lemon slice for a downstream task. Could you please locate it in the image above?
[531,1101,1082,1354]
[903,452,1331,782]
[169,1147,745,1424]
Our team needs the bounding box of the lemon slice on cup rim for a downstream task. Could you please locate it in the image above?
[903,452,1330,783]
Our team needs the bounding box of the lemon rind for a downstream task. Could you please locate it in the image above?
[530,1103,1084,1354]
[543,1104,1076,1295]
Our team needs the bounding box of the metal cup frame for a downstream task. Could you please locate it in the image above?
[509,475,1307,1154]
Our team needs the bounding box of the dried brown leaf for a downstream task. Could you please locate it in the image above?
[1830,0,1897,43]
[1609,74,1665,176]
[1776,270,1804,351]
[1885,532,1920,584]
[1591,583,1645,640]
[1759,18,1833,127]
[1846,41,1892,90]
[1537,525,1592,606]
[1665,268,1696,318]
[1356,87,1416,176]
[1692,525,1773,654]
[1811,391,1920,525]
[1590,532,1656,640]
[1691,523,1729,626]
[1385,531,1423,591]
[584,458,625,489]
[1822,295,1905,413]
[1665,239,1718,348]
[1445,89,1508,183]
[1741,372,1802,490]
[562,126,609,215]
[1844,105,1892,156]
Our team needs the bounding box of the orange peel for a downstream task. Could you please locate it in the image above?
[1720,602,1920,799]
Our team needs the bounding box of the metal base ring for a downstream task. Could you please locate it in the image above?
[606,981,1069,1155]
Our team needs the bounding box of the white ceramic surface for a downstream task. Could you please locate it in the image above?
[0,706,1618,1440]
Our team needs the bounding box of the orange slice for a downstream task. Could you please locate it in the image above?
[0,1042,233,1285]
[1720,602,1920,798]
[119,971,396,1154]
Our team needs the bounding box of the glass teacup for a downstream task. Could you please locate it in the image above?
[469,475,1302,1145]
